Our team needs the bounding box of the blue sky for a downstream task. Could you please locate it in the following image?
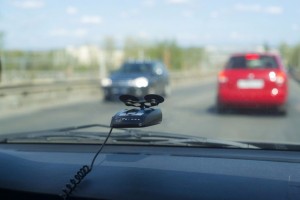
[0,0,300,50]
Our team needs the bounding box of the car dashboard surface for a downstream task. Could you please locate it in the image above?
[0,143,300,200]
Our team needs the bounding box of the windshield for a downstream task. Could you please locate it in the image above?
[119,62,153,73]
[226,55,279,69]
[0,0,299,149]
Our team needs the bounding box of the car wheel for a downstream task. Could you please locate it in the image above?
[277,104,287,116]
[216,99,226,114]
[103,95,111,102]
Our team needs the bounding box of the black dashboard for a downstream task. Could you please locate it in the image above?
[1,143,300,200]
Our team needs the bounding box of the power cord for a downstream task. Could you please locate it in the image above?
[60,127,114,200]
[60,95,164,199]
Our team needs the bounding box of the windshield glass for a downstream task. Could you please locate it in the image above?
[0,0,299,149]
[226,55,279,69]
[120,63,153,73]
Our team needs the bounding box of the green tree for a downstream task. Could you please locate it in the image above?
[123,38,206,71]
[145,40,183,70]
[279,43,290,59]
[0,32,3,82]
[182,47,205,70]
[0,32,4,50]
[123,37,144,59]
[278,42,290,67]
[289,44,300,69]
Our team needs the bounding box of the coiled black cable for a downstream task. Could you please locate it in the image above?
[60,127,113,200]
[60,165,91,199]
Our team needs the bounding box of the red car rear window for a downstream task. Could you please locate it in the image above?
[226,55,278,69]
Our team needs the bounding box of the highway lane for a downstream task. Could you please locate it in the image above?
[1,77,300,144]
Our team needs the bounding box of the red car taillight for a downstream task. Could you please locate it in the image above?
[218,71,228,83]
[269,71,286,85]
[276,72,285,85]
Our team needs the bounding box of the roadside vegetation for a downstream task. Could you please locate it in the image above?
[279,42,300,69]
[0,37,210,84]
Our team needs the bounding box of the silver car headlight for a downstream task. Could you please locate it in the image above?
[101,78,112,87]
[130,77,149,88]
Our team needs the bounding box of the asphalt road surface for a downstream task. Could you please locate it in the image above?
[1,77,300,144]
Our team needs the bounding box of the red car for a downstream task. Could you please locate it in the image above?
[217,53,288,114]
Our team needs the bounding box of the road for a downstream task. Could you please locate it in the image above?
[1,77,300,144]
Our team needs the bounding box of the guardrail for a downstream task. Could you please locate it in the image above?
[0,79,99,96]
[0,70,217,95]
[0,70,218,115]
[289,69,300,83]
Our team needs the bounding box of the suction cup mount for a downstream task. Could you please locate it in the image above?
[119,94,164,109]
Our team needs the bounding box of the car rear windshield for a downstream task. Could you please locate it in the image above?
[226,55,279,69]
[120,63,154,73]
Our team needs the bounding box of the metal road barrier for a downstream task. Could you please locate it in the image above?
[0,79,99,97]
[289,68,300,83]
[0,70,218,114]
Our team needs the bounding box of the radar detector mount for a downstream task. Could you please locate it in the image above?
[110,94,164,128]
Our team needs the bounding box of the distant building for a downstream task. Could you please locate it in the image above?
[65,45,124,68]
